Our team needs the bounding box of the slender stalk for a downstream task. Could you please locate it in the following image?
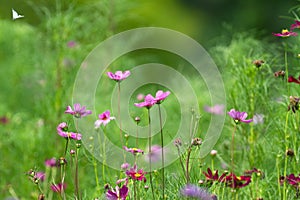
[185,147,192,184]
[63,138,69,157]
[147,108,155,199]
[176,145,186,182]
[283,111,290,200]
[231,124,237,174]
[74,147,80,200]
[102,127,107,183]
[157,104,165,198]
[133,180,137,200]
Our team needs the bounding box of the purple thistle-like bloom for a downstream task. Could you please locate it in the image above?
[204,104,224,115]
[154,90,170,104]
[65,103,92,118]
[95,110,115,128]
[227,109,253,124]
[181,184,215,200]
[123,146,144,155]
[51,183,66,192]
[57,122,82,140]
[45,158,57,167]
[107,70,131,82]
[134,94,157,109]
[291,20,300,30]
[272,29,298,37]
[106,185,129,200]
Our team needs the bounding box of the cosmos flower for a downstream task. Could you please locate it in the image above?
[106,185,128,200]
[95,110,115,128]
[203,168,220,182]
[123,146,144,155]
[181,184,216,200]
[154,90,170,104]
[272,29,298,37]
[288,75,300,84]
[45,158,57,167]
[65,103,92,118]
[107,70,131,82]
[134,94,157,109]
[227,109,253,124]
[57,122,82,140]
[291,20,300,30]
[219,172,251,188]
[204,104,224,115]
[126,165,146,182]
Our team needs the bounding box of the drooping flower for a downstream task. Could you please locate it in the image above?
[50,183,66,192]
[272,29,298,37]
[65,103,92,118]
[204,104,224,115]
[126,165,146,182]
[57,122,82,140]
[123,146,144,155]
[288,75,300,84]
[134,94,157,109]
[203,168,220,182]
[45,158,57,167]
[252,59,265,68]
[95,110,115,128]
[219,172,251,188]
[291,20,300,30]
[106,185,129,200]
[286,174,300,189]
[274,70,285,78]
[107,70,131,82]
[253,114,264,125]
[180,184,216,200]
[227,109,253,124]
[154,90,170,104]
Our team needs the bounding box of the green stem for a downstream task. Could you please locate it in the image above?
[147,108,155,199]
[158,104,165,199]
[283,111,290,200]
[231,124,237,174]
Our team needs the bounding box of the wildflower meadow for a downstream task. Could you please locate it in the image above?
[1,1,300,200]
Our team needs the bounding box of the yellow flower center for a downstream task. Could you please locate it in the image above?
[134,173,142,178]
[282,29,289,34]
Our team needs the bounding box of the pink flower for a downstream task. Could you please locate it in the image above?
[291,20,300,30]
[136,93,145,101]
[35,171,45,182]
[126,165,146,182]
[95,110,115,128]
[145,145,162,163]
[204,104,224,115]
[107,70,131,82]
[227,109,253,124]
[67,41,77,48]
[57,122,82,140]
[121,163,130,170]
[154,90,170,104]
[65,103,92,118]
[272,29,298,37]
[134,94,157,109]
[50,183,66,192]
[123,146,144,155]
[106,185,128,200]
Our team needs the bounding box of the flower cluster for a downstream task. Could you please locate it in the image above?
[134,90,170,109]
[203,168,252,189]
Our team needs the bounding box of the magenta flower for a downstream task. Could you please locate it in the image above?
[45,158,57,167]
[35,171,45,182]
[67,40,77,48]
[204,104,224,115]
[288,75,300,84]
[107,70,131,82]
[95,110,115,128]
[57,122,82,140]
[291,20,300,30]
[106,185,128,200]
[285,174,300,188]
[65,103,92,118]
[121,163,130,170]
[51,183,66,192]
[123,146,144,155]
[126,165,146,182]
[134,94,156,109]
[181,184,216,200]
[219,172,251,188]
[227,109,253,124]
[272,29,298,37]
[154,90,170,104]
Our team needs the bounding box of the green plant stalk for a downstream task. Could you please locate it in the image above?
[157,104,165,199]
[147,108,155,199]
[176,145,186,182]
[75,148,80,200]
[102,127,107,184]
[185,147,192,184]
[231,124,237,174]
[283,111,290,200]
[276,154,282,200]
[118,82,125,162]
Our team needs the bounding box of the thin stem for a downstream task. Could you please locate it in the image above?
[231,124,237,174]
[147,108,155,199]
[74,147,80,200]
[102,127,107,183]
[158,104,165,199]
[133,180,137,200]
[176,145,186,182]
[63,138,69,157]
[283,111,290,200]
[186,147,192,184]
